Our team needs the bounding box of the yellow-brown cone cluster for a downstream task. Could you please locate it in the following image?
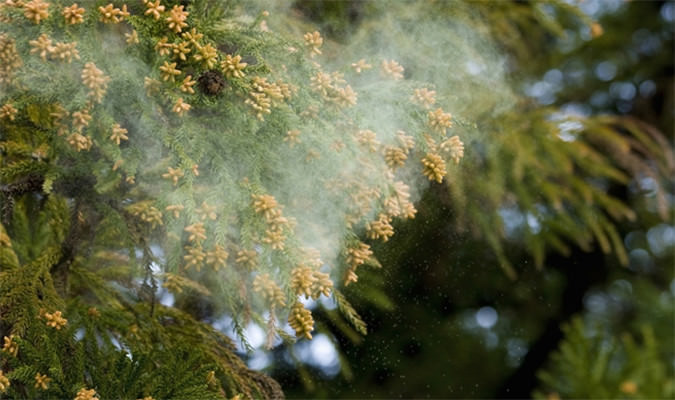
[44,310,67,330]
[344,242,372,286]
[252,194,292,250]
[2,335,18,357]
[74,387,98,400]
[288,301,314,339]
[253,273,286,309]
[0,34,22,84]
[290,265,333,299]
[23,0,49,24]
[421,152,446,183]
[82,62,110,103]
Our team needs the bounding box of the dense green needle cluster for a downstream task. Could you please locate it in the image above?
[0,0,478,397]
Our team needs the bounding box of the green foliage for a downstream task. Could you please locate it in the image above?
[0,0,493,397]
[0,188,280,398]
[535,317,673,399]
[452,111,671,277]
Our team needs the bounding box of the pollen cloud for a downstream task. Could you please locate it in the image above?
[0,0,511,344]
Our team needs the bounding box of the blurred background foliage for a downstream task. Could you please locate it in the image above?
[239,0,675,398]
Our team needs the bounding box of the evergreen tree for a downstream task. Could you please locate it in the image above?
[0,0,472,398]
[0,1,672,399]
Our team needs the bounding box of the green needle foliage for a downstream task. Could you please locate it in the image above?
[535,317,673,399]
[0,0,487,398]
